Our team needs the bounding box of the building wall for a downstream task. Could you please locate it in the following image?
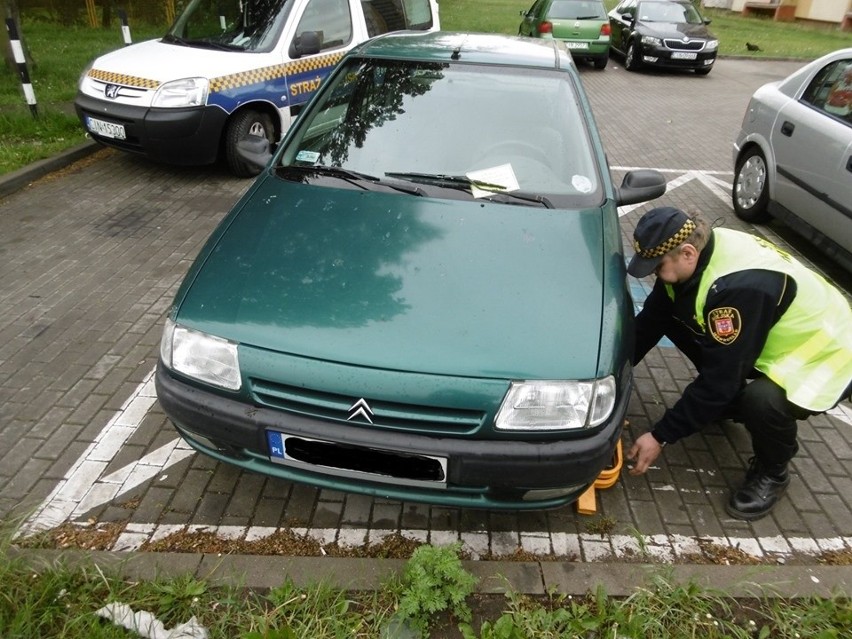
[728,0,850,23]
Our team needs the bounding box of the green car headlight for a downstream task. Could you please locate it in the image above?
[494,377,616,431]
[160,318,241,390]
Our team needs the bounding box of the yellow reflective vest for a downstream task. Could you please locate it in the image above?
[694,229,852,412]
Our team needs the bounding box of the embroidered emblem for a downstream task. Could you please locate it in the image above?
[708,307,741,345]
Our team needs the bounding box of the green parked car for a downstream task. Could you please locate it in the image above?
[156,32,666,510]
[519,0,612,69]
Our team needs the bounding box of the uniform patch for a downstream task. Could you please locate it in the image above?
[708,307,741,345]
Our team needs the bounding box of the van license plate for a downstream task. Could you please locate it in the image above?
[671,52,697,60]
[86,117,126,140]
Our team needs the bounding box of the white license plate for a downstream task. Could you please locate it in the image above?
[565,42,589,50]
[671,52,697,60]
[86,117,126,140]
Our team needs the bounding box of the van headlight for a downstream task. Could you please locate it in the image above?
[152,77,209,108]
[494,377,617,431]
[160,318,241,390]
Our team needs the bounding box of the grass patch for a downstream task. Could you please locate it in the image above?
[3,533,850,638]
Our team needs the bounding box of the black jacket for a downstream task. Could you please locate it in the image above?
[633,232,796,444]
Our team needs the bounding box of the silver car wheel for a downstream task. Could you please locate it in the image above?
[735,154,766,210]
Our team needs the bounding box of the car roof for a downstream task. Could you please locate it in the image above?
[351,31,575,72]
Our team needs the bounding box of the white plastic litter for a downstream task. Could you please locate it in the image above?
[95,602,209,639]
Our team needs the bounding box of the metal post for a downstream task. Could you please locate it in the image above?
[5,18,37,118]
[118,9,132,45]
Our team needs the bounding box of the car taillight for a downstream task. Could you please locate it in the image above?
[600,23,611,36]
[538,21,553,34]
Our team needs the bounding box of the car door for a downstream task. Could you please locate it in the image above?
[770,57,852,259]
[609,0,635,52]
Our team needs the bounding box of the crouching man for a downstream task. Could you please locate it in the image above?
[626,207,852,520]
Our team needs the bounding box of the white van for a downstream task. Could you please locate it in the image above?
[74,0,440,177]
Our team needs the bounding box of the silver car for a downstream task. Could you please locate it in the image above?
[732,48,852,273]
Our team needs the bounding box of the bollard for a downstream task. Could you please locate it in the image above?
[5,18,37,118]
[118,9,132,46]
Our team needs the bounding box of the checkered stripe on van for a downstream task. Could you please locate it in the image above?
[88,69,160,89]
[210,51,344,93]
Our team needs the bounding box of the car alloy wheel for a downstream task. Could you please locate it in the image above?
[733,147,771,223]
[625,42,640,71]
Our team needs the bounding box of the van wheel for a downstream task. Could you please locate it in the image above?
[733,147,771,223]
[225,109,274,178]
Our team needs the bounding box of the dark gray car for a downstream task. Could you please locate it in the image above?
[608,0,717,75]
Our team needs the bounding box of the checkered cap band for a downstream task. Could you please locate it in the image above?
[634,219,696,258]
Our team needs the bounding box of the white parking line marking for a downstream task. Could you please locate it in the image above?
[17,167,851,562]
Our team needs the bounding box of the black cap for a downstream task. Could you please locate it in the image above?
[627,207,696,278]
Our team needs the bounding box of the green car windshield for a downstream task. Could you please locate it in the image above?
[547,0,607,20]
[279,58,602,206]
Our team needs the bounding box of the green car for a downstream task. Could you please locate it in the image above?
[156,32,666,510]
[519,0,612,69]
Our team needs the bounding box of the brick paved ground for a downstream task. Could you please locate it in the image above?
[1,58,850,562]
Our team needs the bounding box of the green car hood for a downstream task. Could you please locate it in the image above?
[177,178,610,380]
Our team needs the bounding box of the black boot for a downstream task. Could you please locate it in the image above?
[726,458,790,521]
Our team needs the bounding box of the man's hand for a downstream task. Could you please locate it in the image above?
[627,432,663,476]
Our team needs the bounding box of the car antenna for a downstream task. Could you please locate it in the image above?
[451,46,461,60]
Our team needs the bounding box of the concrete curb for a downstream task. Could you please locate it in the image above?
[0,140,101,200]
[9,549,851,599]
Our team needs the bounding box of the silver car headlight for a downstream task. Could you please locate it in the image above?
[160,318,241,390]
[152,77,209,108]
[705,39,719,51]
[494,377,617,431]
[641,35,662,47]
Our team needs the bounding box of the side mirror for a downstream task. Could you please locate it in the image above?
[704,18,712,24]
[616,169,667,206]
[289,30,321,59]
[236,134,273,171]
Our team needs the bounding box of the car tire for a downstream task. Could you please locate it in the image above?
[225,109,275,178]
[625,42,641,71]
[594,55,608,70]
[733,147,772,223]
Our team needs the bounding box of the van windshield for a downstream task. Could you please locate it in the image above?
[165,0,293,53]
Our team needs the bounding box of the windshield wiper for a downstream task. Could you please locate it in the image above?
[385,172,505,190]
[575,14,603,19]
[279,165,425,195]
[161,33,243,51]
[482,190,553,209]
[385,172,552,208]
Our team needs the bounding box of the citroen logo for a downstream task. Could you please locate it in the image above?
[104,84,120,99]
[347,398,374,424]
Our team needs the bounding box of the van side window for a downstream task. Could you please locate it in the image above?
[296,0,353,51]
[362,0,435,37]
[801,59,852,126]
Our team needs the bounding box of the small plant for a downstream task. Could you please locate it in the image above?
[396,543,477,637]
[583,516,617,537]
